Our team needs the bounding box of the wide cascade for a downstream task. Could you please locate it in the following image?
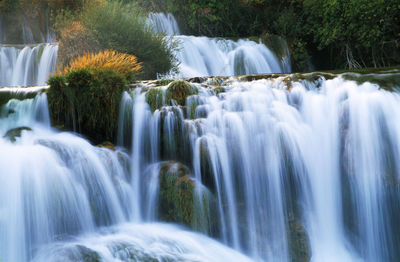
[147,13,291,77]
[0,88,253,262]
[119,72,400,262]
[1,7,399,262]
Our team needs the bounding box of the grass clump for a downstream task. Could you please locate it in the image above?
[47,68,126,144]
[64,50,142,82]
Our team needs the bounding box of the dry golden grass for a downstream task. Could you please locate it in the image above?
[63,50,143,80]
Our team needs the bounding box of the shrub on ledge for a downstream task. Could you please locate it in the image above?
[47,68,126,144]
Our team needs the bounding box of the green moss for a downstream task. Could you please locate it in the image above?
[158,162,195,227]
[165,80,198,106]
[158,161,212,231]
[145,87,164,112]
[155,79,173,86]
[47,69,126,144]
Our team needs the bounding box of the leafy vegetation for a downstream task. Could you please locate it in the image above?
[132,0,400,71]
[53,0,178,80]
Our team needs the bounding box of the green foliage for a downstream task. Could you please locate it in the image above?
[47,69,126,144]
[303,0,400,68]
[0,0,21,12]
[80,0,177,79]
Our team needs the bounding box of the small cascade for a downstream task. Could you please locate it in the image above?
[0,43,58,87]
[147,12,181,35]
[147,13,290,77]
[120,73,400,262]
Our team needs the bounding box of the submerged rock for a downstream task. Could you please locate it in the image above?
[158,161,212,232]
[287,216,311,262]
[3,126,32,142]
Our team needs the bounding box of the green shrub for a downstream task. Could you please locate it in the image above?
[47,68,126,143]
[80,0,178,79]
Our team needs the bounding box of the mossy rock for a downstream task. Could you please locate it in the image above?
[145,87,164,112]
[155,79,173,86]
[188,76,207,83]
[213,87,225,95]
[158,162,195,227]
[287,216,311,262]
[3,126,32,142]
[165,80,198,106]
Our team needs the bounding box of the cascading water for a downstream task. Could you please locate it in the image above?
[0,86,254,261]
[119,72,400,262]
[146,13,291,77]
[0,43,58,87]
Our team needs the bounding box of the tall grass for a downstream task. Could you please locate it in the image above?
[64,50,142,81]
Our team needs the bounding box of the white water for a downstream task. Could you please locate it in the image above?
[147,13,290,77]
[119,74,400,262]
[0,43,58,87]
[0,91,253,262]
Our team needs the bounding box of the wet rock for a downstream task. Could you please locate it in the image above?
[287,216,311,262]
[3,126,32,142]
[97,141,116,151]
[64,245,101,262]
[188,76,207,83]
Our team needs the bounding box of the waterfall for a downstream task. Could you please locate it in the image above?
[0,43,58,87]
[147,12,181,35]
[146,13,290,77]
[0,89,254,262]
[120,73,400,262]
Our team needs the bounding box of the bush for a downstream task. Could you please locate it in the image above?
[80,0,177,79]
[64,50,142,82]
[47,68,126,144]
